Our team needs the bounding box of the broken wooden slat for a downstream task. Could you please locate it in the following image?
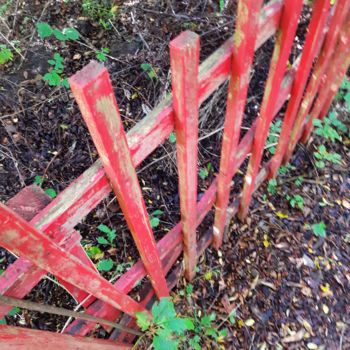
[69,62,169,299]
[269,0,331,178]
[0,204,146,318]
[238,0,304,220]
[213,0,264,248]
[0,325,131,350]
[170,30,200,280]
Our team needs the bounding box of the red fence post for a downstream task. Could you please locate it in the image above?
[0,204,147,318]
[268,0,331,178]
[170,31,200,281]
[301,18,350,142]
[69,62,169,298]
[212,0,264,249]
[238,0,304,220]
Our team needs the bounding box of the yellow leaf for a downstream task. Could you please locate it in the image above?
[237,319,244,328]
[110,5,118,14]
[131,93,138,100]
[245,318,255,327]
[276,211,289,219]
[263,240,270,248]
[204,271,213,281]
[320,283,330,293]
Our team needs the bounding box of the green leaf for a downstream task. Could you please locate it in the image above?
[199,168,209,180]
[151,209,164,217]
[43,71,61,86]
[33,175,44,186]
[97,259,114,271]
[97,236,109,245]
[152,297,176,324]
[136,312,151,331]
[96,51,107,62]
[106,229,116,243]
[62,27,80,40]
[98,224,113,234]
[8,307,20,316]
[61,78,70,89]
[186,283,193,295]
[45,188,57,198]
[140,63,151,71]
[150,217,160,228]
[312,221,326,238]
[164,318,194,335]
[0,47,13,64]
[86,246,102,259]
[53,28,67,41]
[189,337,201,350]
[169,132,176,143]
[0,317,6,325]
[36,22,53,39]
[219,0,225,13]
[219,327,228,337]
[153,332,178,350]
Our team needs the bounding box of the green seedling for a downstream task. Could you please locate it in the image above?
[313,145,342,169]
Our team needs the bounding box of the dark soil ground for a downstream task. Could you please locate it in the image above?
[0,0,349,349]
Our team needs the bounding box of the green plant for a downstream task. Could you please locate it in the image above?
[82,0,118,29]
[286,194,304,210]
[136,297,194,350]
[0,0,12,17]
[313,112,347,142]
[97,224,116,245]
[335,78,350,111]
[97,258,113,271]
[219,0,225,13]
[0,45,13,65]
[0,307,20,325]
[169,132,176,143]
[44,53,69,88]
[149,210,164,229]
[267,179,277,195]
[96,47,109,62]
[294,176,304,187]
[36,22,80,41]
[267,120,282,154]
[312,221,326,238]
[199,163,212,180]
[313,145,342,169]
[141,63,157,80]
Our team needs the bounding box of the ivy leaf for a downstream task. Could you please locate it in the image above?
[45,188,57,199]
[152,297,176,324]
[164,318,194,335]
[312,222,326,238]
[37,22,52,39]
[97,259,114,271]
[62,27,80,40]
[97,236,109,245]
[135,312,151,331]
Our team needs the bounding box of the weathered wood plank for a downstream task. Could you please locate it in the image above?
[69,62,169,298]
[170,31,200,280]
[0,204,147,318]
[269,0,331,178]
[213,0,265,249]
[0,325,131,350]
[238,0,304,220]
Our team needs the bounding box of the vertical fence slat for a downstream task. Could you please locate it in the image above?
[301,18,350,142]
[69,62,169,298]
[0,204,146,317]
[238,0,304,220]
[212,0,264,249]
[269,0,331,178]
[0,325,131,350]
[170,31,200,281]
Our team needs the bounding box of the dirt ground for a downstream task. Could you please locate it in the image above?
[0,0,349,349]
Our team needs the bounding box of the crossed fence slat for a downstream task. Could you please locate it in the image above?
[0,0,349,346]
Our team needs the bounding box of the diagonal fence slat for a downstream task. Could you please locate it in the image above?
[69,62,169,298]
[212,0,264,249]
[0,204,147,318]
[238,0,304,219]
[170,31,200,280]
[269,0,332,178]
[0,0,283,317]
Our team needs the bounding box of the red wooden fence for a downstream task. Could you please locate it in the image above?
[0,0,349,347]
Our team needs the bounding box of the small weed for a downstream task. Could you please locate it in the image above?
[96,47,109,62]
[97,258,113,272]
[313,112,347,142]
[312,221,326,238]
[199,163,212,180]
[82,0,118,29]
[286,194,304,210]
[267,179,277,195]
[44,53,69,88]
[335,78,350,111]
[0,307,20,325]
[36,22,80,41]
[219,0,225,13]
[33,175,57,198]
[0,45,13,65]
[97,224,116,245]
[149,209,164,228]
[140,63,157,80]
[294,176,304,187]
[169,132,176,144]
[313,145,342,169]
[267,120,282,155]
